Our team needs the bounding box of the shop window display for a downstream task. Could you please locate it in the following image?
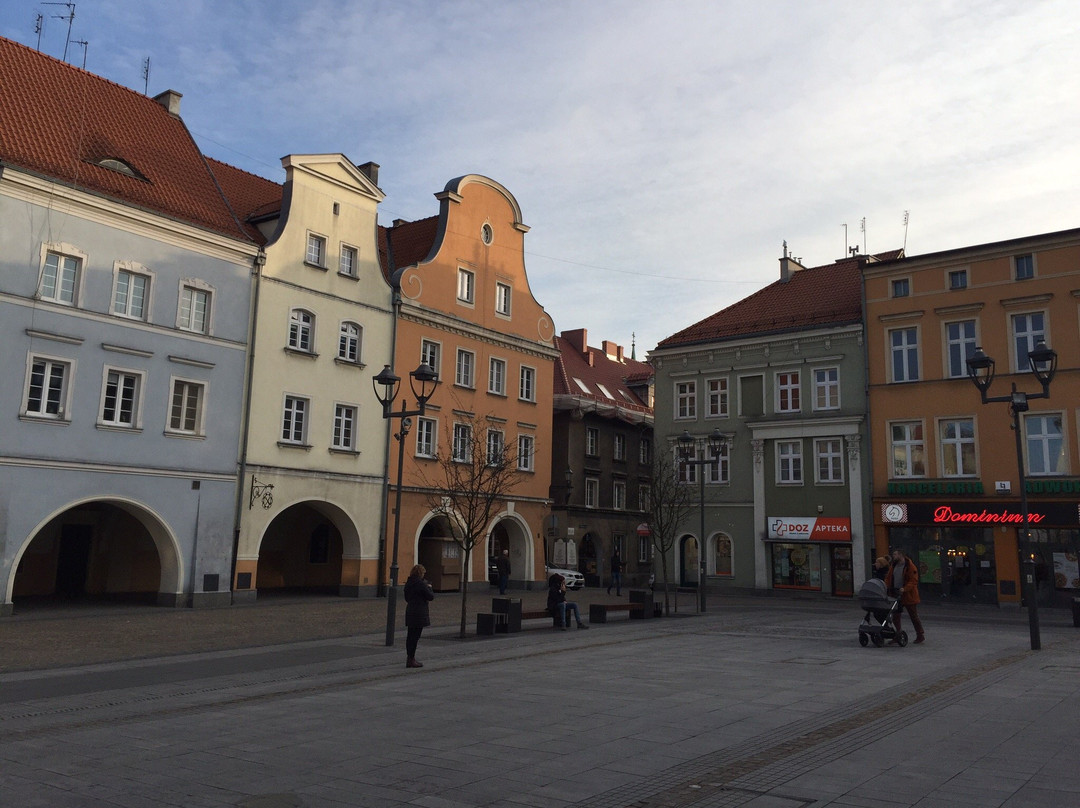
[771,543,821,590]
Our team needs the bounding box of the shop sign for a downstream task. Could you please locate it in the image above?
[1026,478,1080,495]
[636,522,651,536]
[767,516,851,542]
[881,501,1080,526]
[886,480,984,496]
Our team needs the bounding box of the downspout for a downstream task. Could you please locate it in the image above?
[375,230,401,597]
[859,257,876,569]
[231,249,266,596]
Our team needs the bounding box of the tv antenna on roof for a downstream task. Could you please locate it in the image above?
[143,56,151,94]
[72,38,87,68]
[902,210,910,251]
[34,13,44,49]
[42,2,76,62]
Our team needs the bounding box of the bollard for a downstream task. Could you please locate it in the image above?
[1072,598,1080,628]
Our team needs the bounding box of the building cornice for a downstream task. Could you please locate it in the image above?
[399,302,560,360]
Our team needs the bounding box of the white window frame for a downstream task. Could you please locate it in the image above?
[420,339,441,377]
[639,438,652,464]
[676,445,697,484]
[488,357,507,396]
[613,433,626,461]
[416,417,437,458]
[1014,253,1035,280]
[457,268,475,305]
[814,438,844,484]
[519,365,536,402]
[178,279,213,334]
[890,420,926,478]
[23,354,73,420]
[486,429,505,466]
[517,434,534,471]
[948,268,968,290]
[939,418,977,477]
[99,367,145,429]
[453,422,472,463]
[455,349,475,388]
[289,309,315,353]
[281,395,309,445]
[585,426,599,457]
[38,244,85,305]
[813,367,840,411]
[1011,311,1047,374]
[338,244,358,277]
[167,377,206,436]
[338,321,362,363]
[705,442,729,485]
[706,377,729,418]
[306,232,327,267]
[945,320,978,379]
[495,281,511,316]
[584,478,599,508]
[891,277,910,298]
[638,535,650,564]
[775,371,801,414]
[613,480,626,511]
[675,380,697,419]
[1024,413,1066,476]
[332,403,358,451]
[889,326,920,383]
[112,262,152,320]
[776,440,803,485]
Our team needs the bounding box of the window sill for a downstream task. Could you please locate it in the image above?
[304,260,328,271]
[96,423,143,434]
[328,447,360,457]
[164,429,205,440]
[19,413,71,425]
[337,271,359,281]
[284,347,319,359]
[334,357,365,370]
[277,441,312,451]
[487,390,507,398]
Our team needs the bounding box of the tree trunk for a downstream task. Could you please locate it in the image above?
[458,545,472,638]
[661,553,671,616]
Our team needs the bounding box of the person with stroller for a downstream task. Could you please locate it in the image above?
[888,548,925,644]
[547,573,588,630]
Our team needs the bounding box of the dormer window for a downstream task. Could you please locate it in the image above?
[94,157,146,181]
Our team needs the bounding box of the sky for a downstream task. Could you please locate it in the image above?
[3,1,1079,357]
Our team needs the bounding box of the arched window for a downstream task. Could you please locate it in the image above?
[289,309,314,352]
[714,533,733,577]
[339,321,362,363]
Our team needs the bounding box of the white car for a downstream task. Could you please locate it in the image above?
[545,566,585,590]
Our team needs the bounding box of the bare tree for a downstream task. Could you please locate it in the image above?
[643,445,694,615]
[420,416,523,638]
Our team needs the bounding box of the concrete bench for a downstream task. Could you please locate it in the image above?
[589,602,645,623]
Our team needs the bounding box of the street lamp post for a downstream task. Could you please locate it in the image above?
[372,362,439,647]
[678,428,726,613]
[967,339,1057,652]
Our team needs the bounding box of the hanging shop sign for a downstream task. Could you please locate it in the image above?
[881,502,1080,526]
[767,516,851,542]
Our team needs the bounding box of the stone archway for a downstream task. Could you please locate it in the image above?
[487,515,531,588]
[255,501,356,595]
[418,515,461,592]
[680,534,700,587]
[9,499,181,610]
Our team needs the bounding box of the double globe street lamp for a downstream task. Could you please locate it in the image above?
[678,428,727,613]
[373,362,440,647]
[966,338,1057,651]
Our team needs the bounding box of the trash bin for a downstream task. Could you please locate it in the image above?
[629,589,654,620]
[1072,598,1080,628]
[492,597,522,633]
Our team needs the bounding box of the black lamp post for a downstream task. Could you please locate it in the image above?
[678,428,726,613]
[967,339,1057,651]
[372,362,439,647]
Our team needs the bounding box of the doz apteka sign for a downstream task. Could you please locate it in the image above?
[767,516,851,542]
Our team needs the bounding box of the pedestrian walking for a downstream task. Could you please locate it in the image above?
[607,550,623,596]
[495,549,511,595]
[547,573,588,630]
[887,549,925,644]
[403,564,434,668]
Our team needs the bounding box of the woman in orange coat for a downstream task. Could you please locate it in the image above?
[888,549,925,644]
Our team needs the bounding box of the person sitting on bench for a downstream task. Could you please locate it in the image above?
[547,573,588,630]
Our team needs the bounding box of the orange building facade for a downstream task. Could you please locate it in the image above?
[380,176,558,591]
[864,228,1080,608]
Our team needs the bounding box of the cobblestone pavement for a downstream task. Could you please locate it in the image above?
[1,592,1078,807]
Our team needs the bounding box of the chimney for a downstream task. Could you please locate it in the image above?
[152,89,182,116]
[617,344,624,362]
[561,328,588,355]
[392,218,409,227]
[357,161,380,185]
[601,340,624,362]
[779,240,806,283]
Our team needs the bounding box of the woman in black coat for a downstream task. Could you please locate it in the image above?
[403,564,434,668]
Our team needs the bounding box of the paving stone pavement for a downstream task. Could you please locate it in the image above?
[1,593,1078,807]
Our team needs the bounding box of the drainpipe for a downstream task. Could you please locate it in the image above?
[231,249,266,596]
[858,255,876,570]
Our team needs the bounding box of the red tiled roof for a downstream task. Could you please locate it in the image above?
[655,252,901,350]
[0,36,252,242]
[205,157,281,243]
[554,334,653,416]
[379,216,439,280]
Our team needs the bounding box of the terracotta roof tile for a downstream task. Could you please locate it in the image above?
[379,217,439,279]
[554,333,653,417]
[205,157,281,243]
[655,252,900,350]
[0,36,251,242]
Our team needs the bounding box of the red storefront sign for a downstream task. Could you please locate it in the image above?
[933,506,1045,524]
[767,517,851,542]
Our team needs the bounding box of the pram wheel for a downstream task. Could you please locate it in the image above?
[871,633,884,648]
[898,631,909,648]
[859,633,869,647]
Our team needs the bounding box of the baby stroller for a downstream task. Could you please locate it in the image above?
[857,578,908,647]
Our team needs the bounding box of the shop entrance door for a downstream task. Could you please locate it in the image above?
[830,545,853,596]
[941,529,996,605]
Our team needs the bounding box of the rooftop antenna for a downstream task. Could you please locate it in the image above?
[43,2,76,62]
[841,223,848,257]
[72,38,87,68]
[142,56,151,94]
[902,210,910,251]
[631,332,637,361]
[860,217,867,255]
[34,13,44,50]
